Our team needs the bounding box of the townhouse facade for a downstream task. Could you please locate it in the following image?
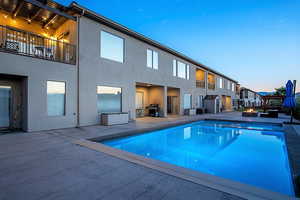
[0,0,239,132]
[240,87,262,108]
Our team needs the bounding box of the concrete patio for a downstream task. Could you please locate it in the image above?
[1,112,299,200]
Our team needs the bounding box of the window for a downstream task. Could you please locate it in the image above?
[197,95,204,108]
[173,60,177,76]
[146,49,158,69]
[97,86,122,113]
[219,78,223,88]
[173,60,189,79]
[186,65,190,80]
[47,81,66,116]
[231,83,235,92]
[0,86,11,127]
[100,31,124,63]
[177,61,186,79]
[147,49,152,68]
[153,51,158,69]
[227,81,231,90]
[184,94,192,109]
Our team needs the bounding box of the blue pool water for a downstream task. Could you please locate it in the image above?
[102,120,294,196]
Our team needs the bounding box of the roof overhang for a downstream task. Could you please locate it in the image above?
[0,0,76,30]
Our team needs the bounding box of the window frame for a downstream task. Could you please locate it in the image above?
[147,49,153,68]
[227,81,231,90]
[173,60,177,77]
[186,65,190,80]
[173,59,189,80]
[197,95,204,108]
[47,80,66,117]
[146,48,158,69]
[177,60,186,79]
[184,93,192,109]
[100,30,125,63]
[96,85,122,114]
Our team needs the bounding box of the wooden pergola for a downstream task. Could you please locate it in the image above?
[262,95,285,112]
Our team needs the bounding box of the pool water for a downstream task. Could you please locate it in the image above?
[102,120,294,196]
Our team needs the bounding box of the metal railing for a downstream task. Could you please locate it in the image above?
[208,83,215,90]
[0,25,76,65]
[196,80,205,88]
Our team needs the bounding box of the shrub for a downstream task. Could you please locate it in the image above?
[294,98,300,120]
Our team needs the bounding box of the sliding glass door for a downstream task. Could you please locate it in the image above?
[0,85,11,128]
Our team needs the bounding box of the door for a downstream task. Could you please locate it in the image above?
[167,96,179,114]
[172,96,179,114]
[226,96,232,110]
[0,85,11,128]
[216,97,220,113]
[135,92,144,109]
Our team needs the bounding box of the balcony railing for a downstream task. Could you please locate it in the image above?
[196,80,205,88]
[208,83,215,90]
[0,25,76,65]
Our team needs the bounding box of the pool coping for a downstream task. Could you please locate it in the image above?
[90,118,283,143]
[75,119,299,200]
[284,125,300,197]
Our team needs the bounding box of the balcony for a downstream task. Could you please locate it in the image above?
[196,80,205,88]
[0,25,76,65]
[208,83,216,90]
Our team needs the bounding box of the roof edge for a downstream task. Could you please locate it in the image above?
[70,2,238,83]
[240,87,262,97]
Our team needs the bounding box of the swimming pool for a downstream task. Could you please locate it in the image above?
[102,120,294,196]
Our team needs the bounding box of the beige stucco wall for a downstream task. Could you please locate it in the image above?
[78,16,238,125]
[0,13,238,131]
[0,52,77,131]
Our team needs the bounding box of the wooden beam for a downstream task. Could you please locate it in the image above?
[43,13,58,28]
[12,0,24,18]
[29,7,43,22]
[24,0,75,20]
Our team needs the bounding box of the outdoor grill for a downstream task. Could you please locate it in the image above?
[147,104,160,117]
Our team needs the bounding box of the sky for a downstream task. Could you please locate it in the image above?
[56,0,300,92]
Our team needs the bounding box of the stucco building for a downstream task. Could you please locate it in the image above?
[0,0,239,132]
[240,87,262,108]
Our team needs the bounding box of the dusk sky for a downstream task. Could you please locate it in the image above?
[57,0,300,92]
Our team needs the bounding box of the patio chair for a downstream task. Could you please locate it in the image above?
[5,41,19,52]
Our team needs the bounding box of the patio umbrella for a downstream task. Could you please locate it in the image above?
[283,80,296,123]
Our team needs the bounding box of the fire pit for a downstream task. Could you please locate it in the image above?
[242,108,258,117]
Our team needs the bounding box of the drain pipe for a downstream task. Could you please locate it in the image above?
[76,8,85,128]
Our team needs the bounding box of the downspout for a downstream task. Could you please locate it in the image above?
[76,8,85,128]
